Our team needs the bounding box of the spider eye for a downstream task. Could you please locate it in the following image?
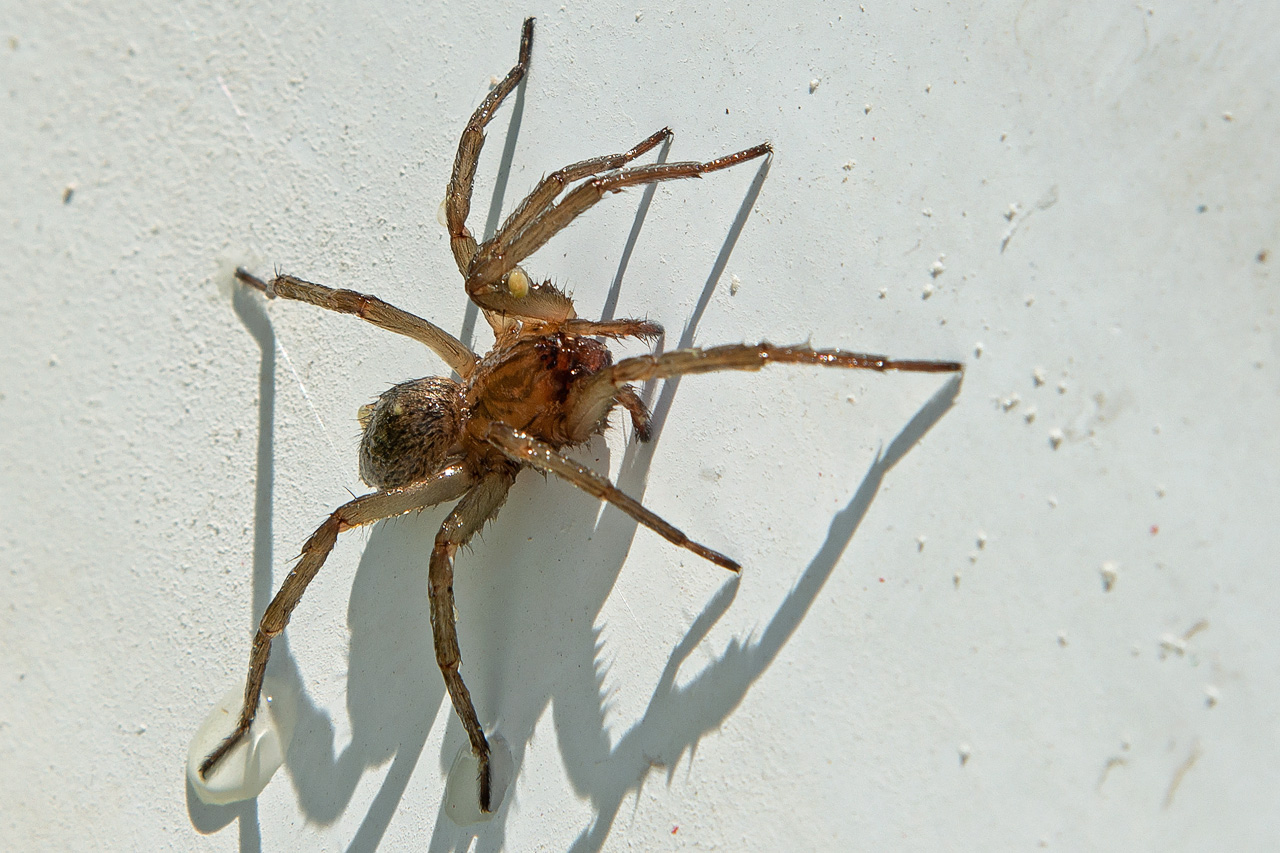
[505,267,530,298]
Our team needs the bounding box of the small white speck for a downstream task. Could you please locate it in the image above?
[1222,111,1233,121]
[922,282,935,299]
[1057,631,1069,647]
[635,10,643,21]
[916,535,927,552]
[1001,393,1021,412]
[1049,428,1065,449]
[1025,294,1035,306]
[842,160,855,171]
[958,744,972,765]
[1024,407,1037,424]
[809,78,821,93]
[1159,634,1187,658]
[846,394,857,404]
[953,571,962,587]
[1100,562,1118,592]
[925,83,932,93]
[1204,686,1220,707]
[1057,380,1068,394]
[878,287,888,299]
[1004,203,1018,221]
[922,208,933,217]
[489,74,502,88]
[864,103,872,114]
[976,532,987,549]
[930,256,946,277]
[1047,495,1058,508]
[729,274,741,295]
[1155,485,1167,498]
[1032,367,1047,386]
[974,342,984,357]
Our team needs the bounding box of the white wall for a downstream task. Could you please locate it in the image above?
[2,1,1276,850]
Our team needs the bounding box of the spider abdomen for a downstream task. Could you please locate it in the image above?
[359,377,464,489]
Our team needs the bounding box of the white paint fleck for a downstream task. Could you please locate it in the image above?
[1100,561,1118,592]
[1159,633,1187,658]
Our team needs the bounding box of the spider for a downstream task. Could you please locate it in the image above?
[200,17,962,813]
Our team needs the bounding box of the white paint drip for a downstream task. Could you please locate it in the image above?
[187,676,297,805]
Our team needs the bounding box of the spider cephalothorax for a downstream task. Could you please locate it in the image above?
[201,17,961,813]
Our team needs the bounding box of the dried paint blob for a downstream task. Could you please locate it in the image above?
[187,677,297,805]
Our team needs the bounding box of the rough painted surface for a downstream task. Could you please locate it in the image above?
[2,1,1276,850]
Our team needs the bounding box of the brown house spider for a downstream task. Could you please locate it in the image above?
[201,17,962,812]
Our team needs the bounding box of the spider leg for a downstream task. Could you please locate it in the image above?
[484,422,738,571]
[459,129,678,330]
[235,269,479,378]
[557,318,663,341]
[446,17,535,276]
[565,343,963,440]
[199,465,475,778]
[463,143,772,321]
[428,469,517,812]
[495,127,672,258]
[615,384,652,441]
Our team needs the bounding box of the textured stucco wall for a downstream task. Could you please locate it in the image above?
[2,1,1277,850]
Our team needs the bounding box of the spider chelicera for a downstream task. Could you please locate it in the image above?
[201,17,962,812]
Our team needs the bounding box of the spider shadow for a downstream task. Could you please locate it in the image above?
[563,373,963,851]
[419,137,772,852]
[189,276,450,850]
[187,276,317,849]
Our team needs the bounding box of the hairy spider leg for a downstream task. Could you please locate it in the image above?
[456,127,679,329]
[557,318,663,341]
[497,127,672,248]
[235,269,479,378]
[427,469,517,812]
[464,143,774,322]
[199,466,476,778]
[484,422,738,571]
[566,342,964,444]
[446,17,534,277]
